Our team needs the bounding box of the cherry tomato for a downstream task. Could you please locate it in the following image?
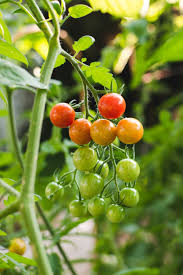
[45,182,64,201]
[120,188,139,207]
[50,103,75,128]
[116,159,140,182]
[69,200,87,217]
[88,197,106,216]
[79,173,104,199]
[106,204,125,223]
[73,146,98,171]
[91,160,109,179]
[98,93,126,119]
[90,119,116,146]
[69,118,92,145]
[9,239,26,255]
[117,118,144,144]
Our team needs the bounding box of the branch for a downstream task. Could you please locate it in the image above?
[0,200,20,220]
[0,179,20,197]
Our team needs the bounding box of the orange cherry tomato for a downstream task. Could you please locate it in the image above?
[117,118,144,144]
[98,93,126,119]
[50,103,75,128]
[90,119,116,146]
[69,118,92,145]
[9,238,26,255]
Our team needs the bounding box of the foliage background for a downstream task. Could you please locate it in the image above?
[0,0,183,274]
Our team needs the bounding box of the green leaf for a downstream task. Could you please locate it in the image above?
[0,39,28,65]
[0,109,7,116]
[0,12,11,43]
[0,89,7,105]
[48,253,62,275]
[0,229,7,236]
[54,55,66,68]
[13,8,26,14]
[69,4,92,18]
[115,267,160,275]
[6,252,37,267]
[73,35,95,53]
[0,58,47,89]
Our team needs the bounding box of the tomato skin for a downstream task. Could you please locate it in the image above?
[79,173,104,199]
[69,200,87,217]
[90,119,116,146]
[117,118,144,144]
[45,182,64,201]
[120,188,139,207]
[116,159,140,182]
[91,160,109,179]
[98,93,126,119]
[106,204,125,223]
[73,147,98,171]
[50,103,75,128]
[69,118,92,145]
[88,197,106,216]
[9,239,26,255]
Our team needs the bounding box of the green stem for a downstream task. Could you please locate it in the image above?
[83,83,89,119]
[20,8,60,272]
[61,49,99,104]
[109,145,120,197]
[0,200,20,220]
[36,203,77,275]
[0,179,20,197]
[7,89,24,170]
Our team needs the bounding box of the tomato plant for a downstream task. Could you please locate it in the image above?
[45,182,64,201]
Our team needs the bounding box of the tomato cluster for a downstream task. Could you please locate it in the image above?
[48,93,143,223]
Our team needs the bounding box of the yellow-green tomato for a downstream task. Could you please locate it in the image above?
[120,188,139,207]
[92,160,109,179]
[79,173,104,199]
[45,182,64,201]
[69,200,87,217]
[106,204,125,223]
[73,147,98,171]
[116,159,140,182]
[88,197,106,216]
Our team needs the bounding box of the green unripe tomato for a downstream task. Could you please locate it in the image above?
[120,188,139,207]
[92,160,109,179]
[45,182,64,201]
[88,197,106,216]
[116,159,140,182]
[69,200,87,217]
[79,173,104,199]
[73,147,98,171]
[106,204,125,223]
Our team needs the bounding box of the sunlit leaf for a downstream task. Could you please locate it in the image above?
[54,55,66,68]
[69,4,92,18]
[6,253,37,267]
[0,39,28,65]
[0,12,11,43]
[0,89,7,105]
[73,35,95,53]
[0,229,7,236]
[48,253,62,275]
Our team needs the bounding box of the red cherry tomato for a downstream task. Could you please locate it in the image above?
[98,93,126,119]
[50,103,75,128]
[90,119,116,146]
[117,118,144,144]
[69,118,92,145]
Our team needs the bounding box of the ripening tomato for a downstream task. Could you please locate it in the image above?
[69,118,92,145]
[73,146,98,171]
[50,103,75,128]
[91,160,109,179]
[116,159,140,182]
[106,204,125,223]
[79,173,104,199]
[88,197,106,216]
[98,93,126,119]
[9,239,26,255]
[120,188,139,207]
[117,118,144,144]
[90,119,116,146]
[45,182,64,201]
[69,200,87,217]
